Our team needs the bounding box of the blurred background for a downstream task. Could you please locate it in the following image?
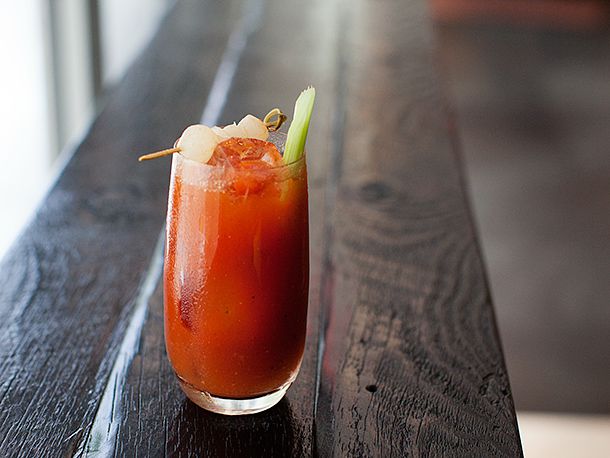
[0,0,172,257]
[432,0,610,455]
[1,0,609,455]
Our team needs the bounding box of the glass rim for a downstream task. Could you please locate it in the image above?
[177,150,306,171]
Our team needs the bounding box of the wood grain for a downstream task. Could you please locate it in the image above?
[0,0,522,456]
[0,1,235,455]
[315,0,523,456]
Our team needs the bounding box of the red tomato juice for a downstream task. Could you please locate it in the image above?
[163,144,308,399]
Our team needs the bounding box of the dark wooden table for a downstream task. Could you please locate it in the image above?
[0,0,522,456]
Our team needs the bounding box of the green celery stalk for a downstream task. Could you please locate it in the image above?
[283,87,316,164]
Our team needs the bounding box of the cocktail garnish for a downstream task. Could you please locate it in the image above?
[283,87,315,164]
[263,108,287,132]
[138,109,286,163]
[137,146,181,161]
[176,124,218,163]
[239,114,270,140]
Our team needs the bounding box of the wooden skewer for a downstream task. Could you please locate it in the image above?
[264,108,287,132]
[138,147,181,162]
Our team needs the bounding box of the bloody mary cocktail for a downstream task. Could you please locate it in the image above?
[163,133,309,414]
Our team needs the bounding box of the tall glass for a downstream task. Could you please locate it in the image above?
[163,133,309,415]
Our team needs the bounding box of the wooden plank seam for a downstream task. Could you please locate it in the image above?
[75,0,265,455]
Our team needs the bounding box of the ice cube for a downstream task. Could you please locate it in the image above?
[260,147,283,167]
[212,138,280,164]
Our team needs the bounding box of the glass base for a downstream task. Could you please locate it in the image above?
[177,376,291,415]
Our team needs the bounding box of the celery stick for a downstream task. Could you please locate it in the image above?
[283,87,316,164]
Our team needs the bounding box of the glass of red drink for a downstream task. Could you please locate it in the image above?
[163,132,309,415]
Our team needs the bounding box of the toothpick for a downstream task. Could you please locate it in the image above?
[138,147,181,162]
[264,108,287,132]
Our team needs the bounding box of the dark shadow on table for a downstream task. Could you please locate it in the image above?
[166,397,301,457]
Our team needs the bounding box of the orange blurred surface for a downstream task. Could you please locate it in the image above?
[431,0,610,30]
